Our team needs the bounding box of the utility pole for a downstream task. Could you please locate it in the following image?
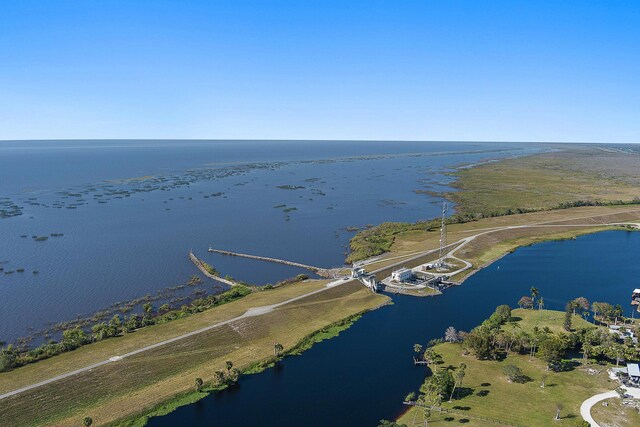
[438,202,448,268]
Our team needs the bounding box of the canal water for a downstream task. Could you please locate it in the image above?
[147,230,640,427]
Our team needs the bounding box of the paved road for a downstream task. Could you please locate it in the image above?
[580,387,640,427]
[0,277,349,401]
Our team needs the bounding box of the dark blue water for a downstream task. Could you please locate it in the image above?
[0,140,543,342]
[148,230,640,427]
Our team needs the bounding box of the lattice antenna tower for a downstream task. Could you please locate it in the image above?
[438,202,448,266]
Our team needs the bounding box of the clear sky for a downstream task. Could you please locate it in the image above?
[1,1,638,142]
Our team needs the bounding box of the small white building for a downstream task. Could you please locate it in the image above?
[391,267,413,282]
[351,267,365,278]
[628,363,640,385]
[633,288,640,306]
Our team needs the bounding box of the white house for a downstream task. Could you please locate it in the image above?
[391,267,413,282]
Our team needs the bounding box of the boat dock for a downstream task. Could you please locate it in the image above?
[207,247,336,278]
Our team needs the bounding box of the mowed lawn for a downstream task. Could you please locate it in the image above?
[398,309,617,426]
[0,280,388,427]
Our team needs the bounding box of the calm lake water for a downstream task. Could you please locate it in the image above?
[0,140,542,342]
[148,230,640,427]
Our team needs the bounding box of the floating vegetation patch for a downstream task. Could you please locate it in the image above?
[283,207,298,213]
[205,192,225,198]
[276,185,306,190]
[187,275,203,286]
[377,199,408,208]
[344,225,373,232]
[0,198,23,219]
[33,236,48,242]
[273,204,287,209]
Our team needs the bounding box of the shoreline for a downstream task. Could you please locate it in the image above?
[0,278,388,426]
[116,301,391,427]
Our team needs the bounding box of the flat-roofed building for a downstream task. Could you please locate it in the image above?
[391,267,413,282]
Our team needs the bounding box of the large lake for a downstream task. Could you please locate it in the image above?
[148,230,640,427]
[0,140,541,342]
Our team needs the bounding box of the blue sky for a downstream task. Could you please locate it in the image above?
[1,1,638,142]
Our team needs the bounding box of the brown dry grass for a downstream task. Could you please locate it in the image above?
[361,205,640,280]
[0,281,387,427]
[449,145,640,214]
[591,397,640,427]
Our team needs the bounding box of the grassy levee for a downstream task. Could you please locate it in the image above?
[0,280,388,427]
[398,309,617,426]
[360,204,640,279]
[348,145,640,266]
[0,280,331,395]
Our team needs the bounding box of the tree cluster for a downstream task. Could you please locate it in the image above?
[460,298,640,371]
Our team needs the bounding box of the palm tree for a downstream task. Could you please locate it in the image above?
[413,343,423,354]
[538,297,545,319]
[83,417,93,427]
[555,403,563,420]
[143,303,153,314]
[225,360,233,373]
[213,370,225,385]
[530,286,539,305]
[195,377,204,392]
[423,348,443,372]
[449,362,466,401]
[273,342,284,357]
[229,367,241,383]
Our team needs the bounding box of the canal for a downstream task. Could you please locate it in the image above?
[148,230,640,426]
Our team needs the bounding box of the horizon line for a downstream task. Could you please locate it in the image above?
[0,138,638,145]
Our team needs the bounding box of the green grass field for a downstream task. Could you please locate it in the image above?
[398,309,617,427]
[0,280,388,427]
